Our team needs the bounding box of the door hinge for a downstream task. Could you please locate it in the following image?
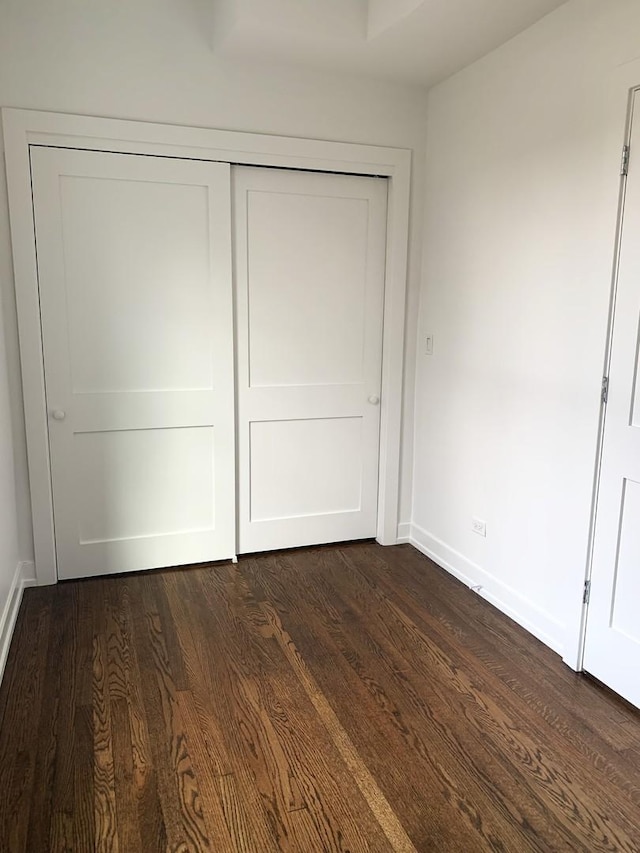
[583,579,591,605]
[621,144,630,176]
[601,375,609,405]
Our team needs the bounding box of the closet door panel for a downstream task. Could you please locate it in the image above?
[234,166,387,553]
[31,147,235,579]
[245,188,369,388]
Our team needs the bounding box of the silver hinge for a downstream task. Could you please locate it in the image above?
[601,375,609,405]
[583,579,591,605]
[621,144,630,176]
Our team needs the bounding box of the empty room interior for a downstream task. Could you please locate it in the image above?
[1,0,640,850]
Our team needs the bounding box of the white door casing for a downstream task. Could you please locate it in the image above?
[31,147,236,579]
[583,91,640,708]
[233,167,388,553]
[3,108,411,585]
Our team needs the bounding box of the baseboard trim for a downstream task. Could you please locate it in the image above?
[396,522,411,543]
[408,524,564,656]
[0,561,36,686]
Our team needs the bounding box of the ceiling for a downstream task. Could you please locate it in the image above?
[207,0,569,88]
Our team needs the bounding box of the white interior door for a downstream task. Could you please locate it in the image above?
[233,166,387,553]
[583,96,640,708]
[31,146,235,580]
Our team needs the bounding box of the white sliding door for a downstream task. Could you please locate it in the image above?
[31,147,235,580]
[233,166,387,553]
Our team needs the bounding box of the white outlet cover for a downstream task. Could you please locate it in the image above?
[472,518,487,537]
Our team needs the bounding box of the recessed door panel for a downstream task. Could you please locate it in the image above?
[630,314,640,428]
[59,176,215,393]
[609,479,640,645]
[249,417,363,522]
[31,147,235,579]
[74,427,216,543]
[234,166,387,553]
[246,192,369,387]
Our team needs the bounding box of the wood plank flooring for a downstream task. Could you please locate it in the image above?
[0,541,639,851]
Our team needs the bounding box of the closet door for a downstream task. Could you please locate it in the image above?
[31,147,235,580]
[234,166,387,553]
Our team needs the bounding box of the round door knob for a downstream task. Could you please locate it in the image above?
[368,395,380,405]
[51,410,66,421]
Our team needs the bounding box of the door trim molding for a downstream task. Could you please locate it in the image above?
[2,107,411,585]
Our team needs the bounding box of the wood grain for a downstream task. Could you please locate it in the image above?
[0,541,639,851]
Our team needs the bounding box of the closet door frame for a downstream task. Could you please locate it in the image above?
[2,107,412,586]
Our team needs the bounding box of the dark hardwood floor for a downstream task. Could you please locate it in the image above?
[0,542,639,852]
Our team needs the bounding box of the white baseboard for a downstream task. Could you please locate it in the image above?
[408,523,565,656]
[396,522,411,543]
[0,561,36,686]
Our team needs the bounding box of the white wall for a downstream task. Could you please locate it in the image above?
[0,0,429,573]
[413,0,640,659]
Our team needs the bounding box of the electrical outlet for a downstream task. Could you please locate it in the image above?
[472,517,487,537]
[425,334,434,355]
